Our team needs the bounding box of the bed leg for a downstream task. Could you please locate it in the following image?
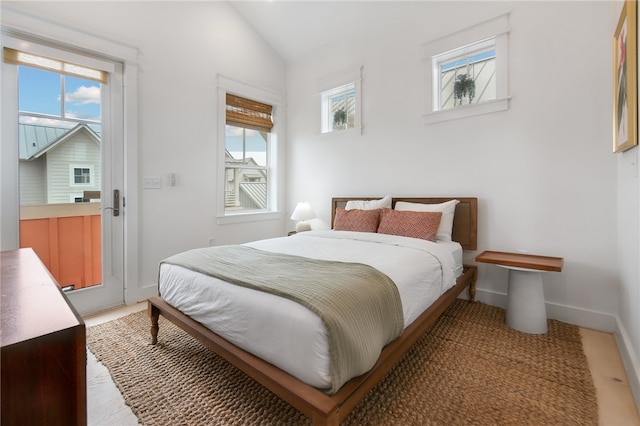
[149,302,160,345]
[468,266,477,303]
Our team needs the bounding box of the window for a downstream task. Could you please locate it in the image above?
[321,83,356,133]
[217,76,282,221]
[224,123,269,213]
[225,94,271,213]
[318,66,363,135]
[7,47,103,130]
[423,14,510,124]
[433,38,496,111]
[70,165,94,186]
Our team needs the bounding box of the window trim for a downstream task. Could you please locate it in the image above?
[422,14,510,124]
[216,75,283,224]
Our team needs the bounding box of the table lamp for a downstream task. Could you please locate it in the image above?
[291,202,315,232]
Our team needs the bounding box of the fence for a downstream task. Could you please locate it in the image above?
[19,203,102,290]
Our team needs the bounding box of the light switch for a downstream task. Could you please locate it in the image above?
[143,176,162,189]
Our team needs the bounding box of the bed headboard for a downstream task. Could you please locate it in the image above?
[331,197,478,251]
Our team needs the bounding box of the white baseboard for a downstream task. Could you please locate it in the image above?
[614,315,640,409]
[473,288,616,331]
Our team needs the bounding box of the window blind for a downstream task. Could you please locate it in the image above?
[226,93,273,132]
[3,47,108,84]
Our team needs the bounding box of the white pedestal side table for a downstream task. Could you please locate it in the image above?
[475,251,564,334]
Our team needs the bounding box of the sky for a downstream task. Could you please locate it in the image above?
[225,126,267,166]
[18,66,101,129]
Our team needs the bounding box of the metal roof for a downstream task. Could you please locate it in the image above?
[18,123,100,161]
[239,182,267,209]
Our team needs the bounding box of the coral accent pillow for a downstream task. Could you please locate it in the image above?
[394,199,459,242]
[333,208,381,233]
[377,209,442,242]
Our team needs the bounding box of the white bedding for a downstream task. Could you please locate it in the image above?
[159,230,463,390]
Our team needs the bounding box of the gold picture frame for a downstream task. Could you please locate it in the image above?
[613,0,638,153]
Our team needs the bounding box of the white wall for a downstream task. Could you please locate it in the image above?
[286,0,638,404]
[287,3,617,325]
[1,1,287,294]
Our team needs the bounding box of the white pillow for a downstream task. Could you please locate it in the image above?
[345,195,392,210]
[394,199,460,242]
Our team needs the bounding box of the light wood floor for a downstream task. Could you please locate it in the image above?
[84,303,640,426]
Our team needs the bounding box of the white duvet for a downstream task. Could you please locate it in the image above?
[158,230,462,390]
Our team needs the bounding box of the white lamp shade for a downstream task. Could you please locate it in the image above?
[291,202,315,232]
[291,202,315,221]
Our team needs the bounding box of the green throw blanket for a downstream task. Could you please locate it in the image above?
[161,245,404,394]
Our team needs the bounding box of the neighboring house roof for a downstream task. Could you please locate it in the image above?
[239,181,267,209]
[19,123,100,161]
[225,150,267,209]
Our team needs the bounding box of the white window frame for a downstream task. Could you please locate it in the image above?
[317,66,363,135]
[422,14,510,124]
[70,164,94,186]
[216,75,283,224]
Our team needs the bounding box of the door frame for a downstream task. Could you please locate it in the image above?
[1,9,141,313]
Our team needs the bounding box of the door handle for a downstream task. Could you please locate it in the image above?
[103,189,120,216]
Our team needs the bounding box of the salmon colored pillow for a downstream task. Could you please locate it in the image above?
[377,209,442,242]
[333,208,381,233]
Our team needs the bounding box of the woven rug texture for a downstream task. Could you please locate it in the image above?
[87,300,598,425]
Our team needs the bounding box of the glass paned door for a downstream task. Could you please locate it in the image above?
[2,37,126,314]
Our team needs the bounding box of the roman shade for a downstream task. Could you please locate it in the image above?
[226,93,273,132]
[3,47,108,84]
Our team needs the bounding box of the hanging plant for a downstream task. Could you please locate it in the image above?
[333,108,348,131]
[453,74,476,107]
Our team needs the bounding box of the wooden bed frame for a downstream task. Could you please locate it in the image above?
[148,197,478,425]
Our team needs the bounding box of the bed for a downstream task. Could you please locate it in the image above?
[148,196,478,425]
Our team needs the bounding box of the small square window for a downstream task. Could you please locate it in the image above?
[433,38,496,111]
[321,82,357,134]
[70,164,93,186]
[74,167,91,184]
[422,14,509,124]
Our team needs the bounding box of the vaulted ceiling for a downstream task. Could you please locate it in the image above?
[229,1,478,63]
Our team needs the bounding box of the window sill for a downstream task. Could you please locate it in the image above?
[216,210,283,225]
[319,126,363,137]
[422,97,510,125]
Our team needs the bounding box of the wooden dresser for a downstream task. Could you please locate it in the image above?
[1,248,87,426]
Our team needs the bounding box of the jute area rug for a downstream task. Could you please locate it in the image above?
[87,300,598,425]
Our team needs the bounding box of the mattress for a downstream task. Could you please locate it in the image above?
[158,230,463,390]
